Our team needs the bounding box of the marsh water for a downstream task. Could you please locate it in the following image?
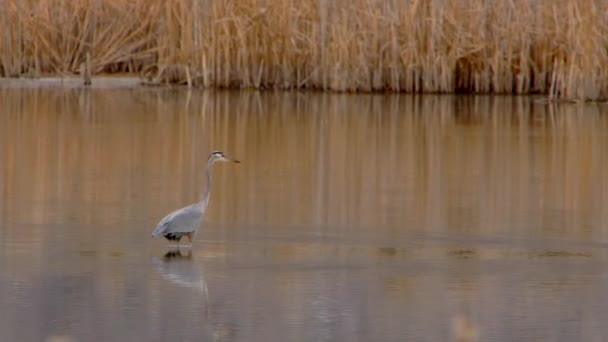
[2,89,608,341]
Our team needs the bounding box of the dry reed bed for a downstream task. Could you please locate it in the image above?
[1,0,608,100]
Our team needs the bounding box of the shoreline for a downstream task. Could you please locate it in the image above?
[0,76,603,104]
[0,76,144,89]
[0,76,593,103]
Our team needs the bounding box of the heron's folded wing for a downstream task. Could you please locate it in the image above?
[151,206,203,237]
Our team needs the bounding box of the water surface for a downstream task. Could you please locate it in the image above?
[1,90,608,341]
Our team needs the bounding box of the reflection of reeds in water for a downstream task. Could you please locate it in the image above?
[2,1,608,99]
[0,90,606,341]
[1,90,608,243]
[206,93,608,239]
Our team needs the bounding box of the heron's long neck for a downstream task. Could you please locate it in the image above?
[198,159,214,211]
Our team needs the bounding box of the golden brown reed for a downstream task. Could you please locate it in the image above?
[2,0,608,99]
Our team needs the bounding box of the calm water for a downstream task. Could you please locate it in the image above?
[2,89,608,341]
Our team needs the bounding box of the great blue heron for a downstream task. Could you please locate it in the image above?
[151,151,240,246]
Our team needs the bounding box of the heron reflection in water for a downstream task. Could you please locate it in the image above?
[151,151,240,247]
[152,249,210,314]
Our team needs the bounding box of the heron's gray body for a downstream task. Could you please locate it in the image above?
[151,204,204,240]
[151,151,239,245]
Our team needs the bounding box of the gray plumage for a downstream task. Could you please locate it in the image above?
[151,151,240,245]
[153,205,203,241]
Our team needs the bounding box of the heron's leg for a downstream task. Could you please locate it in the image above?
[185,233,193,247]
[166,237,177,248]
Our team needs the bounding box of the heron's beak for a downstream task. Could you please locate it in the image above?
[225,156,240,163]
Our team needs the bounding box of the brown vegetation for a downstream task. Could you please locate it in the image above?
[1,0,608,99]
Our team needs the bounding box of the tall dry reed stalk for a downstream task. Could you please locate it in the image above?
[1,0,608,100]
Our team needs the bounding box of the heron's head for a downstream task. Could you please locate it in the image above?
[209,151,240,164]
